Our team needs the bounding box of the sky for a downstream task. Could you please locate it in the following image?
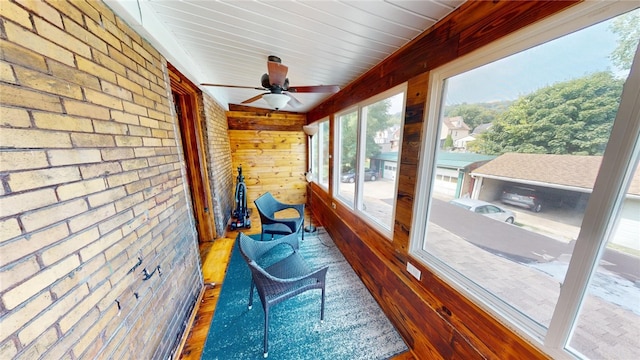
[386,10,637,113]
[443,12,633,105]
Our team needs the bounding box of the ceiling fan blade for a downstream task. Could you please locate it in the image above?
[285,93,303,108]
[242,93,267,104]
[201,83,266,91]
[267,61,288,86]
[287,85,340,93]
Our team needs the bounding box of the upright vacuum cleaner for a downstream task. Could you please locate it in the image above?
[230,165,251,230]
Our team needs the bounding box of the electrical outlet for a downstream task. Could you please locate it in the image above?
[331,202,336,209]
[407,262,421,280]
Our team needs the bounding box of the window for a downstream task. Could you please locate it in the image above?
[360,92,405,230]
[310,119,330,189]
[335,109,358,208]
[319,121,329,189]
[410,3,639,359]
[334,87,406,235]
[566,160,640,359]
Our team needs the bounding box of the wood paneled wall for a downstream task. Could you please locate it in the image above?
[227,106,308,214]
[306,1,580,359]
[312,183,548,359]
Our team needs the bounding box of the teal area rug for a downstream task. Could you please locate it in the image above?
[201,229,408,359]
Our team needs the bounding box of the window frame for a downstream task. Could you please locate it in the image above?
[408,1,640,357]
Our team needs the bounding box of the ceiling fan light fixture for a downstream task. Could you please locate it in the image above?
[263,93,290,110]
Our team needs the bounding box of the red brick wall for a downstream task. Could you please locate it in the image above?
[0,0,202,358]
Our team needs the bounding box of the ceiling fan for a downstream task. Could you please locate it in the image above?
[201,55,340,110]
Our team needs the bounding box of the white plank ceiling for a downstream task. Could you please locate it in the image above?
[107,0,464,112]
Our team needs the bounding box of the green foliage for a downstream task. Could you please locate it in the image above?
[338,99,392,170]
[364,99,391,158]
[466,137,483,153]
[339,111,358,170]
[444,101,511,131]
[443,134,454,149]
[477,72,624,155]
[610,9,640,72]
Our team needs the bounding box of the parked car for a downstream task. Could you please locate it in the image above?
[500,186,543,212]
[449,198,516,224]
[340,168,378,183]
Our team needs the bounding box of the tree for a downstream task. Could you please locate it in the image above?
[610,9,640,72]
[443,134,454,149]
[466,138,484,154]
[338,111,358,171]
[444,102,507,131]
[338,99,393,171]
[476,72,624,155]
[363,99,392,161]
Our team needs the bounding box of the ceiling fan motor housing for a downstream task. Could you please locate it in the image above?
[261,73,270,88]
[261,74,290,93]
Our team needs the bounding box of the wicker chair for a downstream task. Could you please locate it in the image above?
[238,232,328,358]
[254,192,305,241]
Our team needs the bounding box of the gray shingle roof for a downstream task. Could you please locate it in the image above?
[472,153,640,195]
[443,116,470,131]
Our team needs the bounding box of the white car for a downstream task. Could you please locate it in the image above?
[449,198,516,224]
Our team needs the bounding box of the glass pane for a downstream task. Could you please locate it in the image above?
[319,121,330,188]
[311,127,319,183]
[336,111,357,207]
[361,93,404,229]
[567,161,640,359]
[423,8,639,340]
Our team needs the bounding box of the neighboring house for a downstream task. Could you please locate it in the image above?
[452,123,493,151]
[370,152,401,180]
[370,151,496,197]
[435,152,497,198]
[453,135,477,150]
[374,125,401,152]
[471,153,640,249]
[472,123,493,135]
[440,116,470,148]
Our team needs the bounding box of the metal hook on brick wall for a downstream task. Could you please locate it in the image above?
[142,265,162,281]
[127,256,143,275]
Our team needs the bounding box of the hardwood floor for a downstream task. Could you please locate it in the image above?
[178,211,415,359]
[178,237,234,360]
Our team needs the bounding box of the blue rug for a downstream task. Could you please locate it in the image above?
[201,229,408,359]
